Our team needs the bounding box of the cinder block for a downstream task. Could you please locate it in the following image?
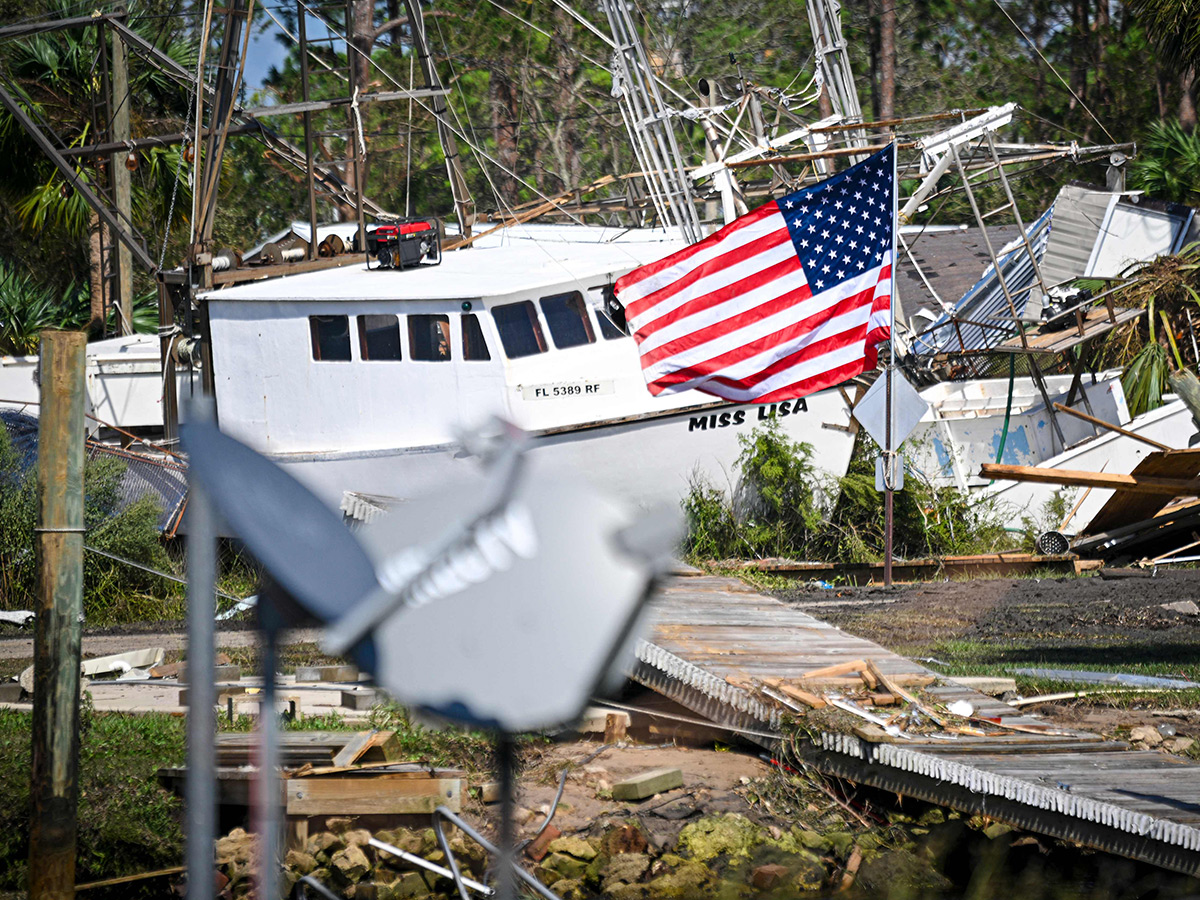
[340,689,378,710]
[296,665,359,683]
[611,767,683,801]
[0,682,24,702]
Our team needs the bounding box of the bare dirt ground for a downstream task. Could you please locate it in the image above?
[772,567,1200,659]
[771,567,1200,741]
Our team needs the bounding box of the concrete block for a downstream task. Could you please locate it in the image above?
[577,706,632,733]
[340,689,378,710]
[611,767,683,801]
[481,782,502,804]
[296,665,359,683]
[0,682,24,702]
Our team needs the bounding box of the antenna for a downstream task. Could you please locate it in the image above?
[181,418,680,898]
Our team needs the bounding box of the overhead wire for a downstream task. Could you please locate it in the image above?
[990,0,1115,143]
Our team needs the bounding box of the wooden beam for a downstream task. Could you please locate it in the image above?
[980,463,1200,496]
[1051,403,1172,452]
[285,775,461,816]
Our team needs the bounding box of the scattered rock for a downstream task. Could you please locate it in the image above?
[554,878,590,900]
[326,817,355,835]
[541,851,590,882]
[646,859,712,899]
[677,814,760,861]
[331,844,372,884]
[982,823,1013,840]
[1161,600,1200,615]
[751,864,789,890]
[600,852,651,889]
[651,798,699,820]
[344,829,373,849]
[1130,725,1164,747]
[215,828,255,866]
[600,824,649,856]
[1170,736,1196,754]
[309,831,345,863]
[547,836,597,861]
[284,850,318,876]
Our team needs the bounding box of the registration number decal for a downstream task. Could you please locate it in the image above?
[521,380,615,401]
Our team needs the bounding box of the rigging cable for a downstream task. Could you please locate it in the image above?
[989,0,1115,143]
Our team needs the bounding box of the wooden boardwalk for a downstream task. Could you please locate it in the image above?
[631,572,1200,876]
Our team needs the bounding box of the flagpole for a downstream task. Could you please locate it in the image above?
[883,140,897,588]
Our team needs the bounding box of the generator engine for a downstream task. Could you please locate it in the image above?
[366,218,441,270]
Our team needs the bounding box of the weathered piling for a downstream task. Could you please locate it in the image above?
[28,330,87,900]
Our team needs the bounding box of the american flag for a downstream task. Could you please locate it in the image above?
[615,144,894,402]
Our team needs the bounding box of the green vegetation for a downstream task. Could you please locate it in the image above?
[0,706,185,894]
[0,423,183,624]
[683,420,1013,564]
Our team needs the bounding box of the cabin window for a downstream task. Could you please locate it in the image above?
[492,301,547,358]
[409,314,451,361]
[358,314,402,360]
[461,313,491,361]
[310,315,351,361]
[540,291,595,349]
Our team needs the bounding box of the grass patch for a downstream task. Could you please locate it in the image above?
[0,704,186,895]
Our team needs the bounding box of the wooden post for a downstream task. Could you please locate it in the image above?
[29,331,87,900]
[111,12,133,335]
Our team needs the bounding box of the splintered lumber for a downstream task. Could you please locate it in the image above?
[285,772,462,815]
[864,661,947,727]
[797,659,877,688]
[76,866,186,891]
[761,677,828,708]
[1082,450,1200,536]
[217,730,400,768]
[980,462,1200,496]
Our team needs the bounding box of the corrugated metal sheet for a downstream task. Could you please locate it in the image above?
[913,205,1053,355]
[1040,184,1115,287]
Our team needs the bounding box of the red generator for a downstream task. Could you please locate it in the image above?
[366,218,441,270]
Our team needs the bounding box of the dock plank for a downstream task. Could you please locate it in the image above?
[636,573,1200,876]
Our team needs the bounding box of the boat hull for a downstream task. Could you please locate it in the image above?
[265,390,856,516]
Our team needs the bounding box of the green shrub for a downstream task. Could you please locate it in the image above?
[0,425,183,622]
[681,421,1015,564]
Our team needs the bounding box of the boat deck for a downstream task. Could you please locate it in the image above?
[632,572,1200,875]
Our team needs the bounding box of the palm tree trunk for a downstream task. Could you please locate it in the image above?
[1181,67,1197,132]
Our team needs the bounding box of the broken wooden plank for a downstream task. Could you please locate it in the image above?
[1082,450,1200,536]
[330,730,399,768]
[797,659,875,686]
[76,866,186,891]
[980,463,1200,496]
[285,775,462,815]
[761,676,828,708]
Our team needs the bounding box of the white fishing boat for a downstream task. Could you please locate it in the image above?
[202,223,858,512]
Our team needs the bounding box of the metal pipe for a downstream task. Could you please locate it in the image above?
[184,397,218,900]
[368,838,493,895]
[29,331,87,900]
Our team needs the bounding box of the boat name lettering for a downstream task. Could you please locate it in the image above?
[521,380,615,401]
[688,400,807,432]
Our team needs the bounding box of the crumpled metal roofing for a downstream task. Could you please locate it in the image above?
[911,204,1054,356]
